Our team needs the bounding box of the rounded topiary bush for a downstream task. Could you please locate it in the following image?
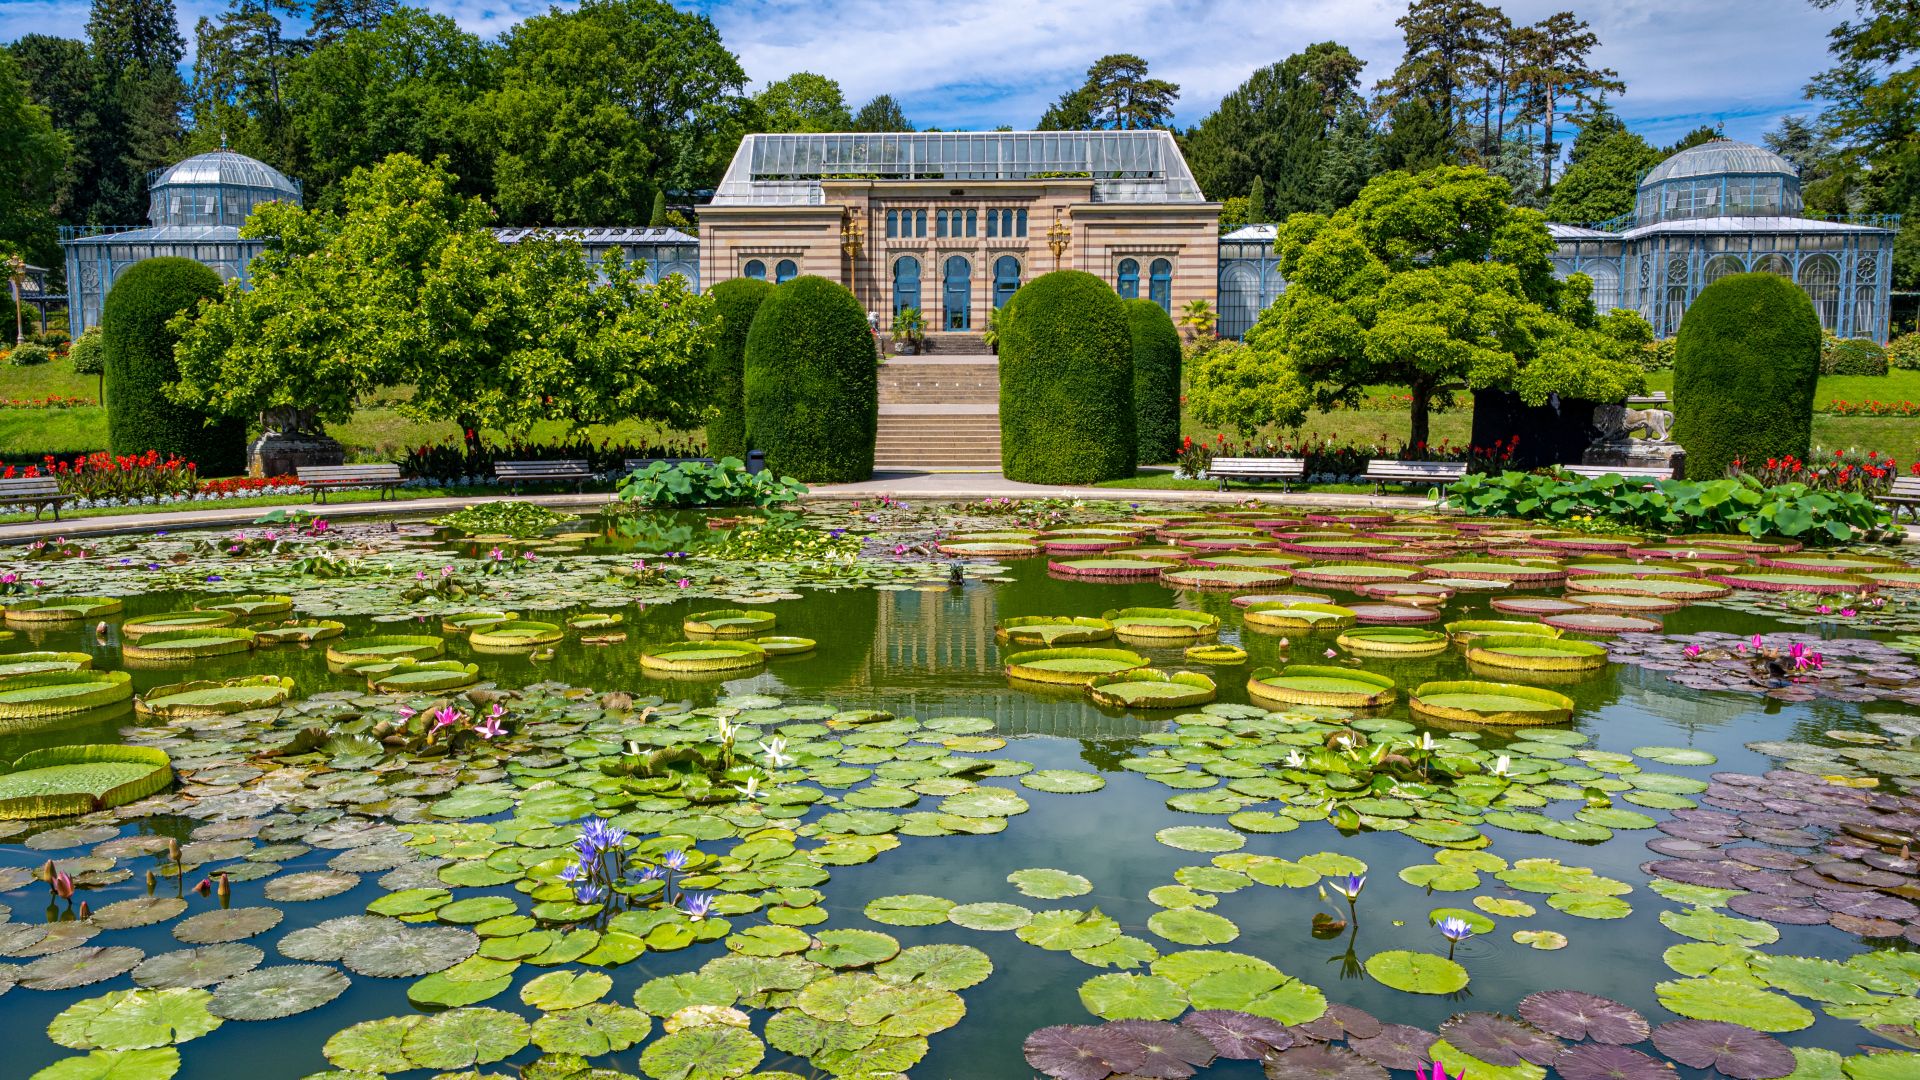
[742,275,877,482]
[1672,272,1820,481]
[102,257,246,475]
[1000,270,1135,484]
[705,277,773,461]
[1125,298,1181,466]
[68,327,103,376]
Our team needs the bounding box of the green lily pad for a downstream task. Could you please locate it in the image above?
[1147,909,1240,945]
[1655,978,1816,1031]
[1155,825,1245,853]
[947,902,1033,931]
[1364,950,1470,994]
[49,989,222,1051]
[1020,769,1106,794]
[520,969,612,1011]
[1008,868,1092,899]
[864,894,955,926]
[874,944,993,991]
[28,1048,180,1080]
[1078,973,1189,1020]
[400,1006,530,1070]
[530,1004,653,1056]
[804,929,900,968]
[638,1026,764,1080]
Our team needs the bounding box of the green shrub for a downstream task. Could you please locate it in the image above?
[1125,298,1182,465]
[6,342,51,366]
[704,277,773,460]
[616,457,807,509]
[35,326,69,348]
[1639,337,1675,371]
[1888,331,1920,370]
[999,270,1135,484]
[68,327,103,375]
[101,257,247,475]
[1671,272,1819,481]
[1449,470,1890,544]
[1820,333,1888,376]
[742,275,877,483]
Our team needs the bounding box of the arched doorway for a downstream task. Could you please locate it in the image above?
[993,256,1020,309]
[893,257,921,318]
[1218,264,1259,340]
[1149,258,1172,311]
[944,255,971,330]
[1798,254,1841,332]
[1117,259,1139,299]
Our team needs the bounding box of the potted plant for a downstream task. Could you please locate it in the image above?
[891,308,924,355]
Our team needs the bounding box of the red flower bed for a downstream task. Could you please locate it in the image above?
[199,475,303,496]
[12,451,200,499]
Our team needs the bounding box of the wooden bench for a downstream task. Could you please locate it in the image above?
[1882,476,1920,524]
[495,459,592,493]
[1558,464,1677,482]
[1364,460,1468,494]
[296,464,403,504]
[1206,457,1307,492]
[0,476,68,520]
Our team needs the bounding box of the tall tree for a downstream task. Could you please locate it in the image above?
[48,0,190,225]
[1764,114,1852,213]
[86,0,186,72]
[0,51,69,267]
[7,35,98,225]
[1184,42,1364,216]
[287,7,496,210]
[1378,95,1454,174]
[1546,115,1662,223]
[1508,12,1622,192]
[1806,0,1920,209]
[1039,54,1178,130]
[852,94,911,132]
[755,72,852,133]
[1376,0,1506,151]
[1247,175,1267,223]
[489,0,751,225]
[1664,125,1722,156]
[307,0,396,45]
[189,0,310,168]
[1313,106,1381,211]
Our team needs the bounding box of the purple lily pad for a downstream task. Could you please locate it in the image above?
[1347,1025,1437,1071]
[1437,1012,1563,1067]
[1726,870,1815,896]
[1651,1021,1794,1080]
[1517,990,1650,1045]
[1261,1044,1389,1080]
[1646,860,1744,889]
[1295,1004,1383,1042]
[1646,838,1728,861]
[1726,893,1829,925]
[1828,912,1904,937]
[1553,1043,1679,1080]
[1105,1020,1217,1080]
[1181,1010,1291,1060]
[1723,848,1807,872]
[1025,1024,1148,1080]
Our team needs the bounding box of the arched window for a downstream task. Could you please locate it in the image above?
[944,255,971,330]
[886,211,898,239]
[1149,258,1173,312]
[774,259,797,283]
[1702,254,1745,288]
[1854,253,1880,341]
[1584,262,1621,311]
[1753,254,1792,278]
[743,259,766,281]
[1117,259,1139,299]
[1798,254,1841,332]
[1218,264,1259,340]
[993,256,1020,309]
[892,256,921,318]
[1663,255,1690,337]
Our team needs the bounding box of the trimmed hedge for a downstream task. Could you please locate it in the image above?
[1125,298,1182,465]
[1820,333,1888,376]
[742,275,877,483]
[102,258,245,475]
[705,277,773,460]
[1672,272,1819,481]
[1000,270,1135,484]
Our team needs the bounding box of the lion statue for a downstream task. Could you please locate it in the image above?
[1592,403,1673,444]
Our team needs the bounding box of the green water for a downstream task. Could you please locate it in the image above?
[0,512,1911,1079]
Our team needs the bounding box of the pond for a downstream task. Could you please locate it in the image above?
[0,502,1917,1080]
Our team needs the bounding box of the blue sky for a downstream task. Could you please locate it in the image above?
[0,0,1847,146]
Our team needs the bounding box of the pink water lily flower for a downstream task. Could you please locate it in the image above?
[397,706,417,720]
[1817,604,1832,615]
[431,706,462,732]
[1840,608,1857,617]
[1751,634,1764,649]
[1324,648,1337,658]
[677,578,690,589]
[1683,644,1702,658]
[474,713,506,739]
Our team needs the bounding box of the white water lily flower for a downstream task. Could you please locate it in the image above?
[1284,749,1306,768]
[715,717,737,745]
[1492,754,1511,776]
[736,776,760,800]
[760,737,793,768]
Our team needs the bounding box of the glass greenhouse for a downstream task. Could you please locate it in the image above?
[61,150,303,336]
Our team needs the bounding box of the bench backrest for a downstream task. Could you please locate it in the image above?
[1209,457,1305,474]
[1367,460,1467,477]
[495,459,591,475]
[0,476,62,495]
[298,464,402,481]
[1889,476,1920,496]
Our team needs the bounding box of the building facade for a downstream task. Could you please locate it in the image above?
[697,132,1220,333]
[1547,139,1897,342]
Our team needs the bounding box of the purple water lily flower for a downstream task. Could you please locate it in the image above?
[573,882,607,905]
[681,893,715,920]
[1328,874,1365,901]
[662,849,688,871]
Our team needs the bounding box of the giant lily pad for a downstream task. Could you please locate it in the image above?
[1006,648,1150,686]
[0,671,133,720]
[121,627,256,661]
[1247,666,1394,708]
[1102,607,1221,640]
[1652,1020,1795,1080]
[1088,669,1217,709]
[1410,681,1573,726]
[638,1025,764,1080]
[400,1006,530,1069]
[0,745,170,819]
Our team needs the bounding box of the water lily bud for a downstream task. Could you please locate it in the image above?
[145,870,157,892]
[216,874,230,901]
[167,838,181,863]
[193,877,212,896]
[41,859,55,884]
[77,901,90,919]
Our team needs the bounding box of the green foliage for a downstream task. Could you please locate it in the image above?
[1125,299,1183,464]
[616,457,806,509]
[1888,331,1920,370]
[66,327,104,375]
[431,501,578,538]
[704,277,772,460]
[7,341,51,366]
[1640,337,1676,371]
[998,270,1136,484]
[1257,165,1645,447]
[1185,43,1365,216]
[1672,272,1821,480]
[1449,470,1892,544]
[102,257,245,474]
[890,307,925,344]
[706,518,859,561]
[1184,340,1308,437]
[1820,333,1889,376]
[0,50,67,267]
[1038,54,1179,131]
[755,71,851,133]
[1546,125,1664,224]
[648,189,667,226]
[1217,196,1250,224]
[982,304,1005,354]
[742,275,878,483]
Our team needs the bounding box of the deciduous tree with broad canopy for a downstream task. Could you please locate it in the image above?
[168,153,717,440]
[1250,165,1648,447]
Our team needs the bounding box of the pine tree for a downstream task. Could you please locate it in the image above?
[308,0,395,45]
[648,189,667,226]
[1509,12,1622,192]
[1247,175,1267,223]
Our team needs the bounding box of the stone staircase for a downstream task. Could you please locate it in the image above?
[875,355,1001,472]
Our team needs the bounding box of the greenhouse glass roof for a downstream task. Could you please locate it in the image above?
[712,131,1205,206]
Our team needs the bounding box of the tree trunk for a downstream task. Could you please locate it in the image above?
[1541,91,1556,193]
[1408,382,1433,452]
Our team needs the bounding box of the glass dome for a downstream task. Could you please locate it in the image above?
[146,150,303,229]
[1634,139,1801,225]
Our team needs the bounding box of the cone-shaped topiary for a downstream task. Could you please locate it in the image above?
[1671,272,1819,481]
[1000,270,1135,484]
[743,275,877,482]
[705,277,773,460]
[102,257,246,475]
[1125,298,1182,465]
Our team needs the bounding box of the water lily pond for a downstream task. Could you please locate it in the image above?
[1,502,1918,1080]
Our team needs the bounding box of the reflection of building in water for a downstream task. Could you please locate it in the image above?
[1611,663,1756,735]
[874,586,1000,676]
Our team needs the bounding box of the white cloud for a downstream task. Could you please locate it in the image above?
[0,0,1844,144]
